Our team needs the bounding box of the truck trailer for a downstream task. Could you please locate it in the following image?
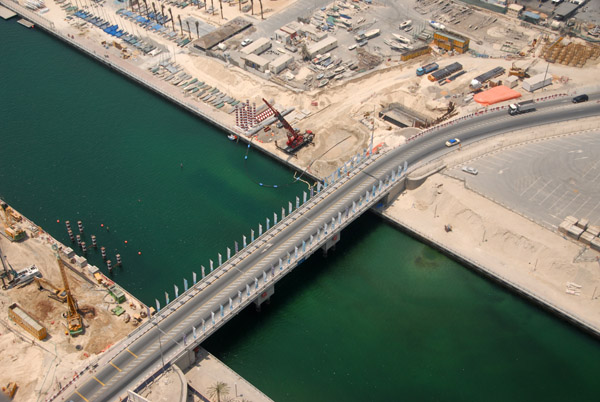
[416,62,438,76]
[428,62,463,82]
[508,100,536,115]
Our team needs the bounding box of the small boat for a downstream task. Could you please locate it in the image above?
[318,79,329,88]
[227,134,238,141]
[316,73,324,80]
[216,102,224,109]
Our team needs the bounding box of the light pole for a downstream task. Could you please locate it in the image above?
[153,318,165,367]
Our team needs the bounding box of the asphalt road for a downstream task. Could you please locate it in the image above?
[67,95,600,402]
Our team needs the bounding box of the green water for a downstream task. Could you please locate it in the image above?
[1,19,599,402]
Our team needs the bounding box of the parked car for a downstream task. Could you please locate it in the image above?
[445,138,460,147]
[241,38,253,47]
[572,94,589,103]
[462,166,478,175]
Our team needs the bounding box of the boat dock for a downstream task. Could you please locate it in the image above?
[17,18,34,28]
[0,4,16,19]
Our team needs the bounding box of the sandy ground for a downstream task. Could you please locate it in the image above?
[0,214,149,401]
[383,118,600,334]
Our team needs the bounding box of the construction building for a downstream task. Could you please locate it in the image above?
[270,54,294,74]
[8,303,47,340]
[507,3,524,18]
[522,73,552,92]
[553,2,580,21]
[433,31,469,54]
[242,54,270,72]
[400,45,431,61]
[241,37,272,56]
[307,36,338,58]
[522,11,541,24]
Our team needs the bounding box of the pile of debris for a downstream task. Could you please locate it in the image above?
[356,48,382,70]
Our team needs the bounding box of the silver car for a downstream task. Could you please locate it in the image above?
[462,166,478,175]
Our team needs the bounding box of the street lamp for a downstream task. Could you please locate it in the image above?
[153,318,165,367]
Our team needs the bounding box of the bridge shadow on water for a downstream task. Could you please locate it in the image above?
[201,211,383,353]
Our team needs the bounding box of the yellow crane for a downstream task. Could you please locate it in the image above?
[52,244,83,335]
[0,201,25,242]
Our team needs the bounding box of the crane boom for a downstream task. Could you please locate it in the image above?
[52,244,83,335]
[262,98,296,139]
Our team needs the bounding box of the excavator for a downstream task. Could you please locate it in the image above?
[52,244,83,335]
[262,98,315,155]
[508,59,538,79]
[0,244,16,289]
[0,200,25,242]
[34,277,67,303]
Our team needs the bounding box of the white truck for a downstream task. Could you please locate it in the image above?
[508,100,536,116]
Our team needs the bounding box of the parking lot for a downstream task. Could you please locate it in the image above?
[446,130,600,230]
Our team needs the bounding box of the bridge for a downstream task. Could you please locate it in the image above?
[63,95,600,402]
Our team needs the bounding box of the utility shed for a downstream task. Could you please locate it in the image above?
[8,303,47,340]
[307,36,338,58]
[270,54,294,74]
[243,54,270,72]
[553,2,579,20]
[522,73,552,92]
[505,75,519,88]
[241,37,272,55]
[522,11,541,24]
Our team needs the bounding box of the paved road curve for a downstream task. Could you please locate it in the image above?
[67,97,600,402]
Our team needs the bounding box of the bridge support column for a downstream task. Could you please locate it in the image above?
[322,231,341,257]
[254,285,274,312]
[174,348,196,371]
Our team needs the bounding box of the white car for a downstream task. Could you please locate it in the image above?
[462,166,478,175]
[241,38,253,47]
[445,138,460,147]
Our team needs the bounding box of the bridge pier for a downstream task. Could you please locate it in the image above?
[322,231,341,257]
[254,284,274,312]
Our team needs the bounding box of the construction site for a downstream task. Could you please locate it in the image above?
[0,201,151,401]
[1,0,600,399]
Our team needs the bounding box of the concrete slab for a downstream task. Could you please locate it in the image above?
[0,5,16,19]
[186,347,274,402]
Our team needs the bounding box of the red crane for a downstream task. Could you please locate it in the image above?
[262,98,314,153]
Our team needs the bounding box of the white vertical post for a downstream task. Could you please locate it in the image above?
[404,161,408,172]
[220,304,224,317]
[266,218,270,230]
[302,240,306,252]
[210,260,214,272]
[243,235,247,248]
[246,284,250,296]
[218,253,222,267]
[184,278,188,292]
[352,200,356,213]
[294,245,298,259]
[287,252,291,264]
[338,211,342,224]
[201,266,205,278]
[317,182,322,193]
[274,212,278,225]
[251,229,255,242]
[165,292,169,305]
[193,272,197,284]
[235,241,239,253]
[259,224,263,236]
[227,247,231,260]
[310,187,314,198]
[309,234,313,245]
[193,326,196,339]
[155,299,160,312]
[296,196,299,209]
[238,290,242,304]
[229,297,233,310]
[282,207,285,219]
[211,311,215,324]
[254,278,258,289]
[263,271,267,283]
[174,285,179,298]
[303,191,307,203]
[279,257,283,270]
[288,201,292,214]
[202,319,206,332]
